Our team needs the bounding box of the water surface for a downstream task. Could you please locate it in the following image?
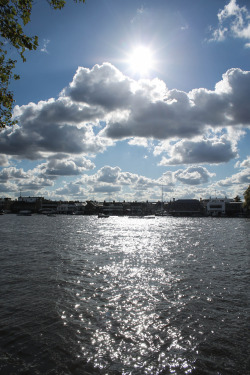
[0,215,249,374]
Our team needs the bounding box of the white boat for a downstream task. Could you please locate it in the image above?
[98,213,109,218]
[155,210,170,216]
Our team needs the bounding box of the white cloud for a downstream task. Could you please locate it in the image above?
[0,167,31,182]
[37,156,95,177]
[54,181,88,200]
[101,67,250,140]
[0,63,249,183]
[128,138,149,147]
[209,0,250,47]
[218,168,250,186]
[157,134,238,166]
[0,182,18,193]
[1,96,110,160]
[0,166,54,196]
[0,155,10,167]
[235,155,250,168]
[40,39,50,53]
[174,166,215,186]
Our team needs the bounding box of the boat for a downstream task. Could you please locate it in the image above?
[47,213,57,217]
[98,213,109,218]
[128,215,155,219]
[155,210,170,216]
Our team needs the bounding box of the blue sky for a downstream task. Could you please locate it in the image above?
[0,0,249,202]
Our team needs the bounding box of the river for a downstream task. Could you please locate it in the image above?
[0,215,249,374]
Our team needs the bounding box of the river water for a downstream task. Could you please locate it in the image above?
[0,215,249,375]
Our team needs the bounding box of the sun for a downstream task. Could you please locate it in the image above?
[128,46,154,76]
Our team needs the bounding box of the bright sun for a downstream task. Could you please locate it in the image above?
[128,46,154,75]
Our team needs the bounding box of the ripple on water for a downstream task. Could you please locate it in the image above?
[0,215,249,374]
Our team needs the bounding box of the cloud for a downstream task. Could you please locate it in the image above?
[1,97,109,160]
[38,156,95,177]
[101,67,250,140]
[64,63,133,111]
[94,185,121,193]
[79,165,159,195]
[0,167,31,182]
[128,138,149,147]
[0,182,18,193]
[157,135,238,165]
[209,0,250,47]
[218,168,250,186]
[235,155,250,168]
[1,63,249,171]
[97,166,120,183]
[0,158,94,195]
[174,166,215,185]
[18,177,54,191]
[0,155,10,167]
[40,39,50,53]
[54,181,88,199]
[0,166,54,195]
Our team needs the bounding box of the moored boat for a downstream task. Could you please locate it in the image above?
[98,213,109,218]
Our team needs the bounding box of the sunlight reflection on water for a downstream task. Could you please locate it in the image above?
[1,215,247,375]
[66,217,198,374]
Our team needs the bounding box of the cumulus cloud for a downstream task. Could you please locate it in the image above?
[55,181,88,198]
[94,185,121,193]
[64,63,133,111]
[0,182,18,193]
[96,166,120,183]
[209,0,250,47]
[0,155,10,167]
[218,168,250,186]
[1,96,109,160]
[0,155,96,199]
[0,151,97,201]
[37,156,95,177]
[157,135,238,165]
[0,167,30,182]
[235,155,250,168]
[0,166,54,195]
[18,177,54,191]
[174,166,215,185]
[0,62,249,201]
[1,64,249,165]
[101,67,250,140]
[78,165,159,196]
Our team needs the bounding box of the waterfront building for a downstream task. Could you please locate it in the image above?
[169,199,204,216]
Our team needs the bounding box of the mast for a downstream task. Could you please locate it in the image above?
[161,186,164,211]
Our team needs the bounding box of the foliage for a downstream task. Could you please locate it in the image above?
[233,195,241,202]
[243,185,250,209]
[0,0,85,128]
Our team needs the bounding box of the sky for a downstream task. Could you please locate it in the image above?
[0,0,249,202]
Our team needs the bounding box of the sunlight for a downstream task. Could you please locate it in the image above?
[128,46,154,76]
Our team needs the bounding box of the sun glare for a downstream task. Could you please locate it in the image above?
[128,46,154,76]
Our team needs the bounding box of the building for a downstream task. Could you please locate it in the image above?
[206,198,227,216]
[169,199,204,216]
